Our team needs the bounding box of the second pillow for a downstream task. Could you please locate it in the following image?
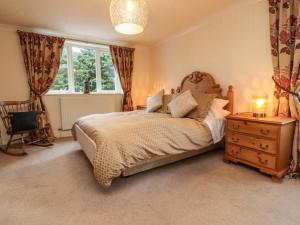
[168,90,198,118]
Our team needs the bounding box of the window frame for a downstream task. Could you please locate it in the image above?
[48,41,122,95]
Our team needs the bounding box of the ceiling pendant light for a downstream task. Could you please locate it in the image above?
[110,0,149,35]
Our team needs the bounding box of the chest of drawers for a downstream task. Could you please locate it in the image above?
[224,113,296,182]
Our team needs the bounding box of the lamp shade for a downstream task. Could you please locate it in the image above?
[110,0,149,35]
[252,94,268,118]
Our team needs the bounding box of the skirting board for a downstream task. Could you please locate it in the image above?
[53,130,72,138]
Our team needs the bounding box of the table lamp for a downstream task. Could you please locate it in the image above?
[252,94,268,118]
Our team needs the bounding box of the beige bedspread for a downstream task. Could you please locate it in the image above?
[74,111,213,188]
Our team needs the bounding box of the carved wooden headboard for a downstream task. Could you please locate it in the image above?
[171,71,234,113]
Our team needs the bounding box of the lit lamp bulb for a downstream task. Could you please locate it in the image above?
[110,0,149,35]
[252,94,268,118]
[127,0,134,11]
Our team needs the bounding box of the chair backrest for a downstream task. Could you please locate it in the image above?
[0,100,33,134]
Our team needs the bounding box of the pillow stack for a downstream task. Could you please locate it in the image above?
[145,89,230,120]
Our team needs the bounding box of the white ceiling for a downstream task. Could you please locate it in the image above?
[0,0,238,45]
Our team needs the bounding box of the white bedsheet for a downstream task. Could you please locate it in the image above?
[203,109,226,144]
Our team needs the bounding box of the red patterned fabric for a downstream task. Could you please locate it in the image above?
[109,45,135,111]
[17,30,65,139]
[269,0,300,176]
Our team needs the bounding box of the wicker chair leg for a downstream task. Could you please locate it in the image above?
[20,134,27,155]
[5,134,13,152]
[0,134,27,156]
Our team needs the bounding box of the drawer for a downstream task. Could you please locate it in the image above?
[227,131,277,154]
[227,119,279,139]
[227,144,276,170]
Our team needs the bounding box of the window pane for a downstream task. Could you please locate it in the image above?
[100,52,116,90]
[51,47,68,91]
[73,47,96,92]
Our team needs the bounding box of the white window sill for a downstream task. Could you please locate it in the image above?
[46,92,123,96]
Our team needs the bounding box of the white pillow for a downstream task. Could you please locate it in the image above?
[210,98,230,119]
[211,107,231,119]
[146,89,164,112]
[212,98,229,109]
[168,90,198,118]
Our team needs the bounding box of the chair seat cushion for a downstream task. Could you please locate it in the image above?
[9,112,38,133]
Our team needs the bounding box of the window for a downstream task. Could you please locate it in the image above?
[49,41,122,94]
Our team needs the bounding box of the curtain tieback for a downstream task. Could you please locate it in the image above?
[124,90,131,94]
[29,87,43,98]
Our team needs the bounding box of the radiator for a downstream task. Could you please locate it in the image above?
[60,95,122,130]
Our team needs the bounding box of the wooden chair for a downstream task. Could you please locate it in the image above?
[0,100,51,156]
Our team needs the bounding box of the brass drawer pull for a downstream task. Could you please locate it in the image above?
[259,144,269,150]
[232,124,240,130]
[257,153,268,165]
[260,128,270,135]
[231,137,240,143]
[231,148,242,157]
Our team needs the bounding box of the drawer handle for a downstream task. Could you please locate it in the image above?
[260,129,270,135]
[257,153,268,165]
[231,137,240,143]
[231,148,242,157]
[259,144,269,150]
[232,124,240,130]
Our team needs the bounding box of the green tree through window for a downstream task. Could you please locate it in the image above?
[73,47,96,92]
[101,53,115,90]
[50,42,120,93]
[52,47,68,91]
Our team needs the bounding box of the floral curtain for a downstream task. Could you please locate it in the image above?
[269,0,300,177]
[109,45,135,111]
[17,30,65,140]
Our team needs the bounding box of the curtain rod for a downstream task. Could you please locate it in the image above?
[65,37,111,47]
[17,29,128,47]
[65,38,135,51]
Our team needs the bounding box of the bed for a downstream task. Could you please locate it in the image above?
[73,71,234,188]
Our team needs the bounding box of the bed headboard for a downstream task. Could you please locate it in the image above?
[171,71,234,113]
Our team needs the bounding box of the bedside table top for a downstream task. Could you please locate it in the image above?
[227,113,296,125]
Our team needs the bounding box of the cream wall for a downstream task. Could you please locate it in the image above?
[151,0,274,114]
[0,27,28,100]
[0,26,151,143]
[131,44,152,107]
[0,27,29,144]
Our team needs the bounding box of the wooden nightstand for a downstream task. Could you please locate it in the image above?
[224,113,296,182]
[136,105,147,110]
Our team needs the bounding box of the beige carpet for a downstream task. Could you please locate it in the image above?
[0,138,300,225]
